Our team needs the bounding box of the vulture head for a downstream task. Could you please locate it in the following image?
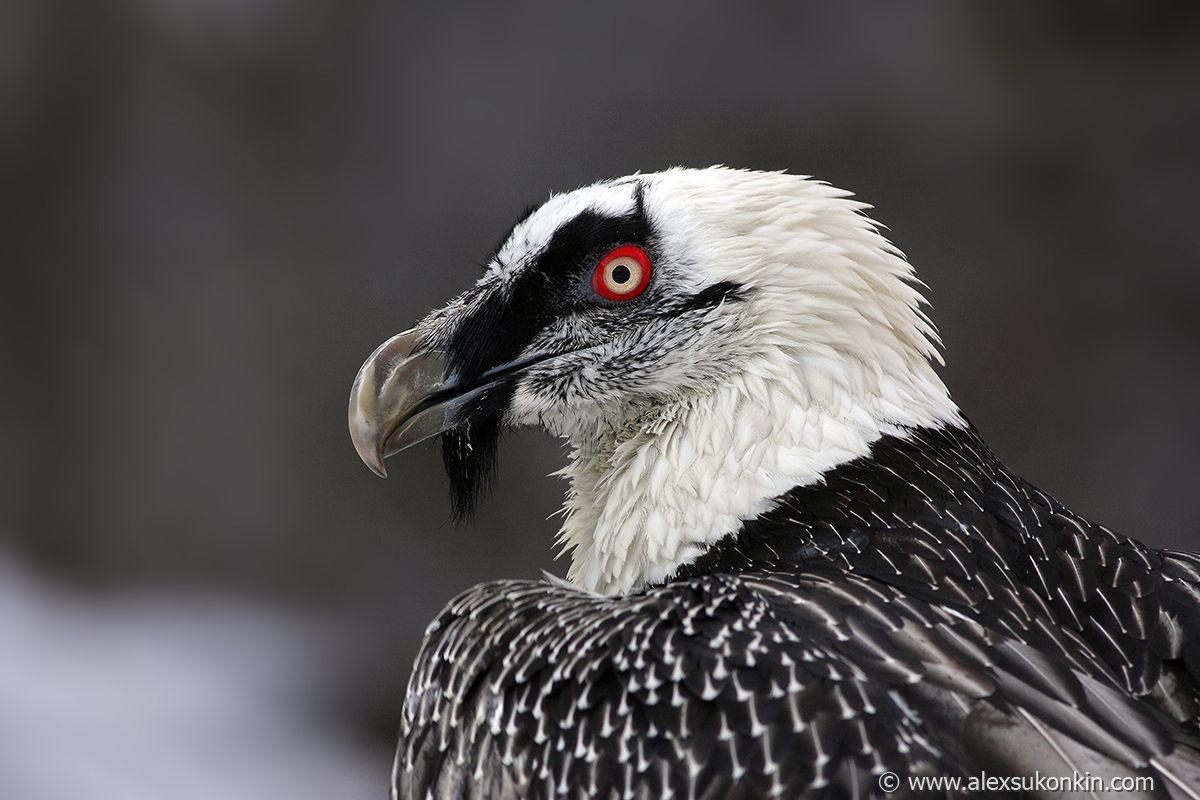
[349,167,961,594]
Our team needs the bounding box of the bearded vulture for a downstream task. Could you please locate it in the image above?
[348,168,1200,799]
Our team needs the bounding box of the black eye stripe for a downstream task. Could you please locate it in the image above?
[449,195,655,382]
[532,212,654,283]
[661,281,747,316]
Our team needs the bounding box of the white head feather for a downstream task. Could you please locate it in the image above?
[489,167,960,594]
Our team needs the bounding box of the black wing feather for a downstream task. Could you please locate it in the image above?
[395,571,1200,799]
[395,424,1200,799]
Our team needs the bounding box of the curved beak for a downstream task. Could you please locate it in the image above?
[347,329,455,478]
[349,328,580,478]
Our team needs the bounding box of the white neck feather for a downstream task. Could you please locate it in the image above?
[558,349,962,596]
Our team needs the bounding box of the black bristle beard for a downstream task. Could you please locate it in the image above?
[440,386,510,521]
[441,419,500,522]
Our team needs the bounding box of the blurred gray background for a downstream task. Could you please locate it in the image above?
[3,2,1199,797]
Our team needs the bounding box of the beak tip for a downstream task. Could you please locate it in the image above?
[350,426,390,479]
[348,326,451,482]
[365,444,389,478]
[348,414,389,479]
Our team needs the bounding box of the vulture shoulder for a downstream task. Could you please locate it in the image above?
[394,571,1200,800]
[682,426,1200,736]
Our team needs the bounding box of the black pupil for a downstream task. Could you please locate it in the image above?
[611,264,632,284]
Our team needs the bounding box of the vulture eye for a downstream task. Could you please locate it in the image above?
[592,245,651,302]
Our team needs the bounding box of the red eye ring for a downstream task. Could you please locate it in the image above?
[592,245,652,302]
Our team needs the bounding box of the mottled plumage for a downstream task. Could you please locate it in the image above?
[397,426,1200,798]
